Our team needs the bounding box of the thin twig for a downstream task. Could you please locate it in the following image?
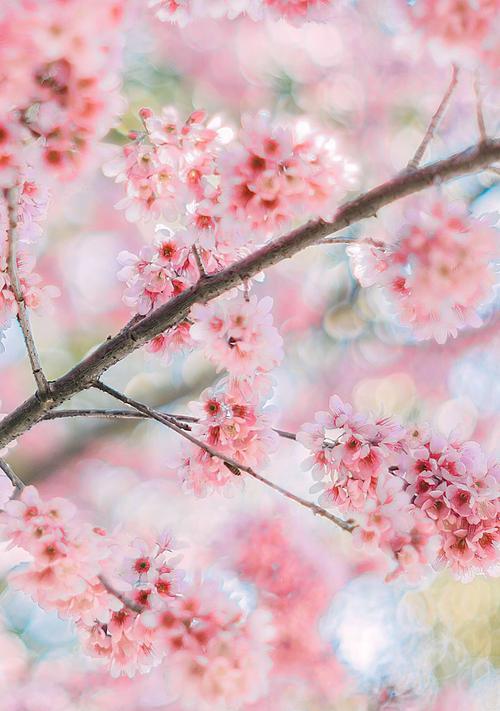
[97,574,144,614]
[474,72,487,142]
[44,408,195,427]
[408,65,459,170]
[43,407,296,440]
[23,369,217,485]
[93,381,355,532]
[1,138,499,451]
[4,186,51,399]
[192,245,207,278]
[273,428,297,441]
[0,457,25,492]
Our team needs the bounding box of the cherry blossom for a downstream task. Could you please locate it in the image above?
[190,294,284,377]
[297,394,407,511]
[219,111,356,235]
[170,378,279,496]
[0,1,498,707]
[299,396,499,581]
[0,485,275,707]
[347,199,498,344]
[104,107,224,223]
[0,0,125,179]
[224,513,347,700]
[0,175,59,339]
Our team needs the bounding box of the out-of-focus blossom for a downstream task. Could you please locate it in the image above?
[0,0,125,179]
[150,0,338,26]
[347,200,498,344]
[407,0,499,68]
[0,485,274,709]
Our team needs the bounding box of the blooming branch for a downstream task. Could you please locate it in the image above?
[0,138,499,451]
[93,380,356,532]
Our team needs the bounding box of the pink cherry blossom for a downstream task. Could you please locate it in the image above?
[219,111,356,235]
[190,294,284,377]
[104,107,223,223]
[298,393,406,511]
[300,395,499,581]
[0,1,499,707]
[348,199,498,343]
[0,0,125,179]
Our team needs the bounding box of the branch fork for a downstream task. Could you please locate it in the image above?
[0,139,499,451]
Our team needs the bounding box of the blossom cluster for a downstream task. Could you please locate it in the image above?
[191,294,284,378]
[347,200,498,344]
[107,107,355,241]
[117,230,197,362]
[171,378,279,496]
[104,108,225,227]
[298,394,500,581]
[0,487,118,624]
[111,108,352,370]
[219,111,356,234]
[0,484,273,708]
[150,0,338,26]
[0,0,125,180]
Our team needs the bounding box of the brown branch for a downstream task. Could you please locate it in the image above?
[4,187,51,399]
[97,574,144,614]
[318,237,386,248]
[192,244,207,278]
[408,65,459,170]
[43,407,296,440]
[0,138,499,450]
[474,72,487,142]
[44,408,152,421]
[93,381,354,532]
[20,367,217,485]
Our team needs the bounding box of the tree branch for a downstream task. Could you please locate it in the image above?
[0,138,499,450]
[0,457,25,492]
[4,186,51,399]
[408,65,459,170]
[93,381,354,532]
[43,407,296,440]
[474,72,487,142]
[20,368,217,485]
[192,244,208,278]
[97,574,144,614]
